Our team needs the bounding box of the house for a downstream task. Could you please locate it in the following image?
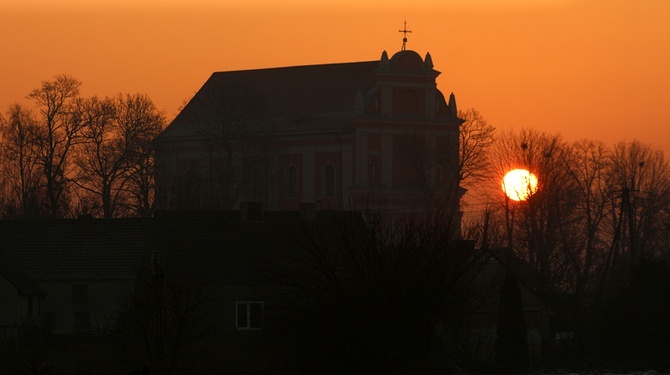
[0,211,558,372]
[153,47,464,216]
[141,208,505,373]
[0,218,150,336]
[139,207,331,372]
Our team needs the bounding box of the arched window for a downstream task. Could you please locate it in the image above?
[249,167,263,202]
[323,164,335,197]
[286,165,298,199]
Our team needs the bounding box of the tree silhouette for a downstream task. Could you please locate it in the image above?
[172,82,277,209]
[103,272,216,374]
[74,94,165,217]
[458,108,496,188]
[0,104,44,218]
[28,74,84,217]
[269,211,480,373]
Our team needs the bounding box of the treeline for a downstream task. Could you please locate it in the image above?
[0,74,166,218]
[461,124,670,367]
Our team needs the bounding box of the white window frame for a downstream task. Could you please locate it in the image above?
[236,301,264,330]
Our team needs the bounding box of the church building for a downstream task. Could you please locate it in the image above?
[153,46,464,216]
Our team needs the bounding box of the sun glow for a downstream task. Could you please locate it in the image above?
[502,169,538,201]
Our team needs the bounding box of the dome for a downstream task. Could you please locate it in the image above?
[389,50,425,71]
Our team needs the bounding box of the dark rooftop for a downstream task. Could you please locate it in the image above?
[156,61,379,142]
[0,218,150,281]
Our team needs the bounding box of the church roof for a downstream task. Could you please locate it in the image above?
[157,60,379,141]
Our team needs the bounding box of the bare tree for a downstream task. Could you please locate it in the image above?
[270,211,480,373]
[458,108,496,188]
[103,271,217,374]
[489,129,579,294]
[121,94,166,217]
[72,96,119,217]
[29,74,84,217]
[607,140,670,266]
[555,139,614,355]
[3,76,165,218]
[589,141,670,364]
[393,108,492,215]
[74,94,165,218]
[181,82,276,209]
[562,139,613,298]
[0,104,44,218]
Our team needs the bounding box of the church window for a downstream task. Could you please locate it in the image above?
[323,164,335,197]
[286,166,298,198]
[250,167,263,202]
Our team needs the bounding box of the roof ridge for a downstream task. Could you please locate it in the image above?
[212,60,378,74]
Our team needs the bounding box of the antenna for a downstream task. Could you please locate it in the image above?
[399,20,412,51]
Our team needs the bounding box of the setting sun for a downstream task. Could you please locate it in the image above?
[502,169,538,201]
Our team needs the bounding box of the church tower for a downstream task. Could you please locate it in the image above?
[348,49,463,215]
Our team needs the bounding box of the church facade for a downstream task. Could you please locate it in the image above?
[153,48,463,215]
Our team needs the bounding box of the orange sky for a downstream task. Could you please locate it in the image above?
[2,0,669,154]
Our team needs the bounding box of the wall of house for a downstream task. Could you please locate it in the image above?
[39,281,133,335]
[16,294,40,327]
[0,276,19,337]
[202,285,270,372]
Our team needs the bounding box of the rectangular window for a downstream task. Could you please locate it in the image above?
[236,301,263,330]
[72,284,89,304]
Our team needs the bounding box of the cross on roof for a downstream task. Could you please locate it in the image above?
[399,20,412,51]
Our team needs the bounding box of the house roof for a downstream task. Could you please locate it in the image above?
[0,218,150,282]
[0,255,46,296]
[155,60,379,142]
[152,210,314,287]
[150,209,363,287]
